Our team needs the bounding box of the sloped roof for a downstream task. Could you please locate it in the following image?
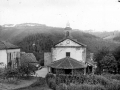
[20,53,38,66]
[48,57,87,69]
[64,27,72,30]
[86,58,96,66]
[54,37,87,47]
[0,41,19,50]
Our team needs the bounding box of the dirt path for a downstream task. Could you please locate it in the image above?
[0,78,37,90]
[35,67,48,78]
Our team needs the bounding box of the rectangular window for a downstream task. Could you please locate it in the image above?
[9,53,11,61]
[66,52,70,57]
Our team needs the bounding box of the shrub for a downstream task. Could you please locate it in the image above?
[45,73,56,90]
[0,68,5,78]
[55,74,111,86]
[67,84,105,90]
[55,74,88,85]
[18,64,36,77]
[101,73,113,80]
[102,74,120,81]
[92,75,110,86]
[46,73,120,90]
[79,75,110,86]
[1,68,21,84]
[111,74,120,80]
[5,78,19,84]
[77,74,87,84]
[105,79,120,90]
[47,78,56,90]
[45,73,55,84]
[93,84,106,90]
[56,83,68,90]
[3,68,20,79]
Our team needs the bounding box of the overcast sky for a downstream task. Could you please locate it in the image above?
[0,0,120,31]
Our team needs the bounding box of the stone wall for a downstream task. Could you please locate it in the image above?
[44,52,52,66]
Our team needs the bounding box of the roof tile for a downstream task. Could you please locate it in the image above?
[48,57,87,69]
[0,41,19,50]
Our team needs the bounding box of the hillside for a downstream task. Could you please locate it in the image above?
[0,23,120,54]
[86,30,120,39]
[113,36,120,42]
[85,30,120,43]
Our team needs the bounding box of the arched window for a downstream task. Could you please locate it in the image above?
[66,31,70,37]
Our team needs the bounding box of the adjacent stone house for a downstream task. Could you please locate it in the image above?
[0,41,20,68]
[20,52,38,67]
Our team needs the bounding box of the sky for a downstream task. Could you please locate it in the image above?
[0,0,120,31]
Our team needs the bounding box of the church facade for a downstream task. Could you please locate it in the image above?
[51,38,86,63]
[44,24,95,75]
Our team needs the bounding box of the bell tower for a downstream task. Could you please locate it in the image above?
[64,22,72,38]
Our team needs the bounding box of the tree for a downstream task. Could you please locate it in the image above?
[100,53,117,74]
[94,47,110,74]
[17,33,54,66]
[113,46,120,74]
[0,26,2,39]
[18,63,36,77]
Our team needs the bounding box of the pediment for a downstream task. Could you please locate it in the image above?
[55,39,81,47]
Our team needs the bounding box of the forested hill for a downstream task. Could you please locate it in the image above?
[0,23,120,54]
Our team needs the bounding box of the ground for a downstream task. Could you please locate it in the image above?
[0,78,37,90]
[15,86,51,90]
[35,67,48,78]
[0,67,48,90]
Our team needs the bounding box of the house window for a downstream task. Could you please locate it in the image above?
[66,52,70,57]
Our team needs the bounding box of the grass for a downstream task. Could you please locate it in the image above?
[15,77,50,90]
[15,86,50,90]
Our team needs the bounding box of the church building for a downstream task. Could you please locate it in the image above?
[44,23,96,75]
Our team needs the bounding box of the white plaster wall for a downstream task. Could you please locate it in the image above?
[0,49,20,68]
[7,49,20,60]
[52,47,86,63]
[0,50,7,67]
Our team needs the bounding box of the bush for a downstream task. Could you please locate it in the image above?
[3,68,20,79]
[46,73,120,90]
[56,74,88,85]
[102,74,120,81]
[45,73,55,84]
[76,75,110,86]
[56,83,68,90]
[18,64,36,77]
[105,79,120,90]
[67,84,105,90]
[47,78,56,90]
[0,68,5,78]
[0,68,20,84]
[91,75,110,86]
[45,73,56,90]
[111,74,120,80]
[55,74,111,86]
[77,74,87,84]
[93,84,106,90]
